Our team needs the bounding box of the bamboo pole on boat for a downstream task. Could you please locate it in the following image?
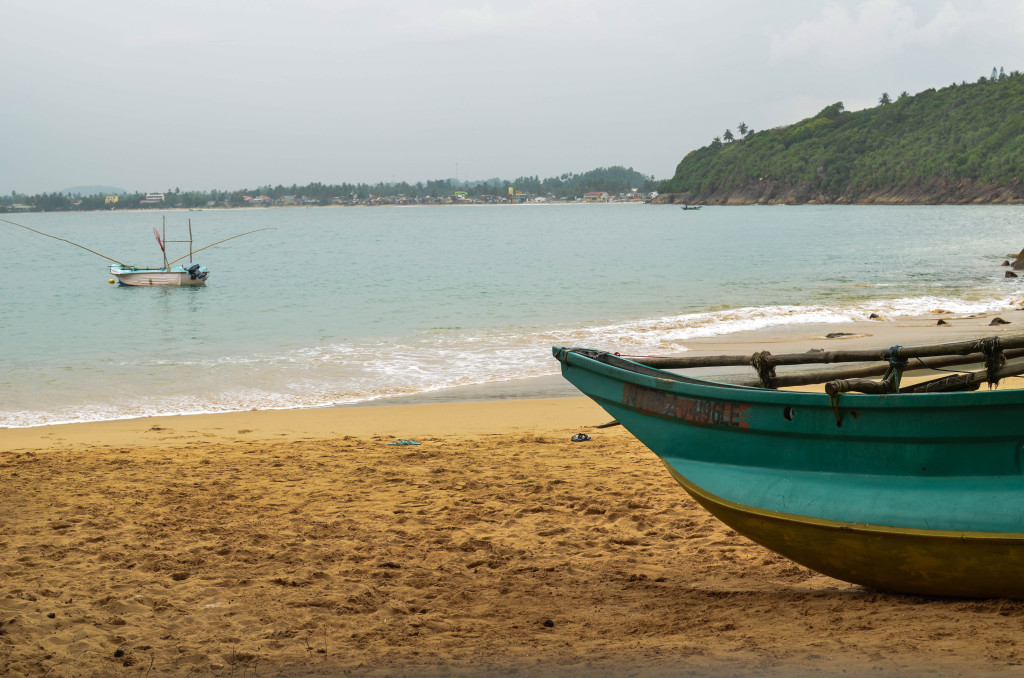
[628,334,1024,369]
[160,217,169,271]
[901,360,1024,393]
[827,359,1024,395]
[728,347,1024,389]
[593,343,1024,429]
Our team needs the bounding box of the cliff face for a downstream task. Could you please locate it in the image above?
[653,178,1024,206]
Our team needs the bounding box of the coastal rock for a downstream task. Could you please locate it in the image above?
[1006,271,1018,278]
[990,317,1010,325]
[656,178,1024,206]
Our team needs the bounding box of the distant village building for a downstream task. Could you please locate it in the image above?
[139,192,165,205]
[104,195,119,205]
[584,191,610,202]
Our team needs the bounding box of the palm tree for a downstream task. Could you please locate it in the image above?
[723,129,735,143]
[738,122,749,137]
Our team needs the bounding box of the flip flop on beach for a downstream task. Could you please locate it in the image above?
[570,433,591,442]
[388,439,421,446]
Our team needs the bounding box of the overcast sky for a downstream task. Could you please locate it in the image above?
[4,0,1022,195]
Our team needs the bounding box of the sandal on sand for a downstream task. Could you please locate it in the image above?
[571,433,591,442]
[388,439,421,446]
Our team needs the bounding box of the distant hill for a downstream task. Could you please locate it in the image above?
[61,185,127,196]
[656,71,1024,205]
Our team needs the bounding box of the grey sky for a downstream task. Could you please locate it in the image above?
[4,0,1022,195]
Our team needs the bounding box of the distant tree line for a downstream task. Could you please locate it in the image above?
[2,166,659,212]
[660,67,1024,200]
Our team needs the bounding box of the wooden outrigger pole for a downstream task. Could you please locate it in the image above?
[1,217,129,266]
[595,335,1024,427]
[627,335,1024,370]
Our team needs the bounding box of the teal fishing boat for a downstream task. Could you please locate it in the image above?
[554,337,1024,598]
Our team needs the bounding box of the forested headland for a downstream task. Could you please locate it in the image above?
[656,68,1024,205]
[1,166,658,212]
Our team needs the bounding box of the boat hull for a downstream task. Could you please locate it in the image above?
[668,464,1024,598]
[554,347,1024,598]
[110,266,207,286]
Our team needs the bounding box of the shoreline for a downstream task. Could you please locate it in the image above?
[4,307,1024,436]
[13,199,1024,215]
[6,314,1024,676]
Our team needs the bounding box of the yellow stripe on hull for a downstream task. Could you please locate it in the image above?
[664,463,1024,599]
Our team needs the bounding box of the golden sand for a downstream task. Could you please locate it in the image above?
[5,317,1024,677]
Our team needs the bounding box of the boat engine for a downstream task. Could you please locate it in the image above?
[187,263,202,279]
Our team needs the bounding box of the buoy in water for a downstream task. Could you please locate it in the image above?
[108,279,115,284]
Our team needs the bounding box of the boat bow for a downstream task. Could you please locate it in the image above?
[554,346,1024,598]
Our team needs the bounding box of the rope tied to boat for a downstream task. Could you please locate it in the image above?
[829,391,843,426]
[979,336,1005,388]
[750,351,776,389]
[824,345,909,423]
[882,344,908,392]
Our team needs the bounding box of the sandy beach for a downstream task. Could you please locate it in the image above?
[5,313,1024,677]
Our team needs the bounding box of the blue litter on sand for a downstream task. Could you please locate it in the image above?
[388,439,421,446]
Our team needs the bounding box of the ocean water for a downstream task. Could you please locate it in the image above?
[2,204,1022,428]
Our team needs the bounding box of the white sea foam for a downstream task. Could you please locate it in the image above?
[7,293,1020,429]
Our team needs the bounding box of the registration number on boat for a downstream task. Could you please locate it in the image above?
[622,384,750,429]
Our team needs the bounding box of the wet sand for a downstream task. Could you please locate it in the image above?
[4,314,1024,677]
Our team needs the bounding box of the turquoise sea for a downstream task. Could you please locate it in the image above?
[2,204,1022,428]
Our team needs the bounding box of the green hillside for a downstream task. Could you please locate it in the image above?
[659,70,1024,204]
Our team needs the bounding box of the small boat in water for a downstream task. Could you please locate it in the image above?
[1,215,269,287]
[109,263,208,286]
[680,205,702,210]
[109,220,208,286]
[554,336,1024,598]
